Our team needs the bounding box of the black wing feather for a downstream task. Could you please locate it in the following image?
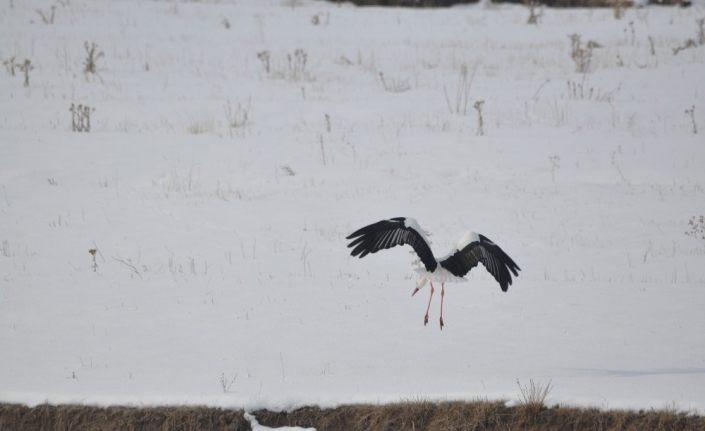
[439,234,520,292]
[346,217,437,272]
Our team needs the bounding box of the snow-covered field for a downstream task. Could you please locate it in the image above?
[1,0,705,414]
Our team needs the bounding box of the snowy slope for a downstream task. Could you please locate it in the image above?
[1,0,705,413]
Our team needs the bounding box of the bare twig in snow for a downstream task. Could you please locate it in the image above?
[280,165,296,176]
[36,5,56,24]
[444,63,477,115]
[648,36,656,56]
[219,373,237,393]
[112,256,142,279]
[673,39,696,55]
[3,57,16,76]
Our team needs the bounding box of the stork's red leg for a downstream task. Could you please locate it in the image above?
[424,282,435,326]
[439,283,445,330]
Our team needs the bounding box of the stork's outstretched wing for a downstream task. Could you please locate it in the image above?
[439,232,520,291]
[346,217,438,272]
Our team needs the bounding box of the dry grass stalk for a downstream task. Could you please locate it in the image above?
[526,0,542,24]
[474,99,485,136]
[3,57,17,76]
[444,63,476,115]
[287,49,308,81]
[89,249,98,272]
[17,59,33,87]
[257,50,271,74]
[685,105,697,134]
[83,42,104,81]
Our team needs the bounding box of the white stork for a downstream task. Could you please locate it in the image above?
[346,217,520,329]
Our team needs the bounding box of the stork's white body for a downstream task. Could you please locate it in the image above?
[409,219,480,286]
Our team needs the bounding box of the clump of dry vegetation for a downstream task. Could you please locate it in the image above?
[223,99,251,137]
[70,103,95,132]
[4,57,34,87]
[566,77,621,102]
[256,49,312,81]
[287,49,308,81]
[516,379,553,419]
[378,71,411,93]
[686,215,705,243]
[569,33,601,73]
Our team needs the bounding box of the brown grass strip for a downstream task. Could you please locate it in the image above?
[2,401,705,431]
[0,404,249,431]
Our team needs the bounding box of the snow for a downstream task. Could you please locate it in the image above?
[1,0,705,415]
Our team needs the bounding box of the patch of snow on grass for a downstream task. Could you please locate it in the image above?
[244,412,315,431]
